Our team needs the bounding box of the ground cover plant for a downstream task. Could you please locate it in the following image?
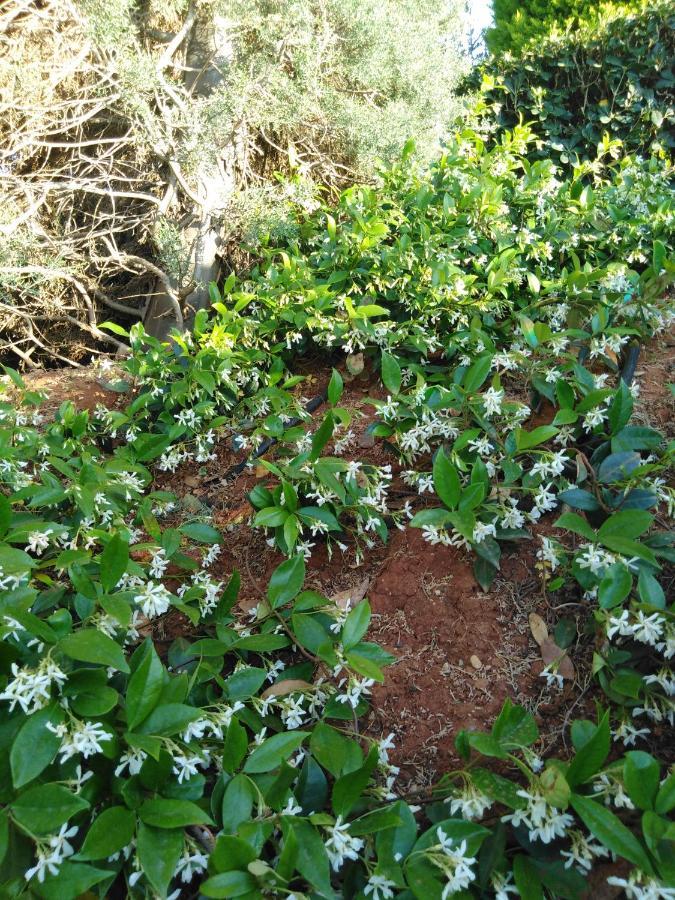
[1,6,674,899]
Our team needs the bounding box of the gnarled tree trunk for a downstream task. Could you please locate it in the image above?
[144,10,238,339]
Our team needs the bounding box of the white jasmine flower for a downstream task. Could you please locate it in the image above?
[174,848,209,883]
[449,784,493,820]
[26,529,51,556]
[135,581,172,619]
[492,872,519,900]
[149,548,169,578]
[115,748,148,776]
[482,387,504,417]
[561,829,609,873]
[612,719,651,747]
[503,789,573,843]
[472,521,496,544]
[324,816,365,871]
[364,873,397,899]
[607,871,675,900]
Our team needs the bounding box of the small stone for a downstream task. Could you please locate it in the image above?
[357,432,375,448]
[470,655,482,670]
[181,493,204,513]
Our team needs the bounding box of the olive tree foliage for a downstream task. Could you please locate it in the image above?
[0,0,469,356]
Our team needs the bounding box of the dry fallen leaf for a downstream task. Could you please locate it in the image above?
[540,637,575,680]
[261,679,314,699]
[223,504,249,525]
[330,578,370,610]
[528,612,549,646]
[237,594,264,615]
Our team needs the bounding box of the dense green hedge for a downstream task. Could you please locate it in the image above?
[467,0,674,163]
[485,0,595,56]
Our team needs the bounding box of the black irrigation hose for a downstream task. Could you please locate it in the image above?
[222,390,328,482]
[577,341,641,386]
[620,341,641,386]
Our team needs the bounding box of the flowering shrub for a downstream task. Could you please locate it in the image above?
[1,78,674,900]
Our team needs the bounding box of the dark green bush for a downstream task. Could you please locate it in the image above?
[468,0,674,163]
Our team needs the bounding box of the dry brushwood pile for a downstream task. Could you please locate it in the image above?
[0,2,675,900]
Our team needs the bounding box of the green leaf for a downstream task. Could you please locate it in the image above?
[332,748,379,816]
[10,704,64,788]
[224,667,267,701]
[566,712,610,786]
[607,380,634,434]
[58,629,129,673]
[433,448,461,510]
[310,412,335,461]
[598,563,632,609]
[342,601,371,650]
[0,495,10,538]
[35,862,111,900]
[555,512,596,542]
[221,774,256,834]
[139,799,213,828]
[0,810,8,867]
[349,806,402,836]
[309,722,363,778]
[200,871,257,898]
[656,771,675,814]
[598,451,641,483]
[376,800,418,866]
[600,535,659,568]
[464,354,493,393]
[77,806,136,860]
[244,731,309,773]
[210,834,257,873]
[597,510,653,540]
[137,703,201,736]
[558,488,600,512]
[381,351,402,395]
[286,819,335,898]
[515,425,558,451]
[491,700,538,750]
[267,555,305,608]
[513,854,543,900]
[612,426,662,452]
[474,555,498,591]
[638,571,665,608]
[99,533,129,592]
[624,751,660,811]
[570,793,654,873]
[12,783,89,835]
[126,642,164,729]
[179,522,221,544]
[327,369,344,406]
[137,823,183,899]
[222,718,248,775]
[253,507,288,528]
